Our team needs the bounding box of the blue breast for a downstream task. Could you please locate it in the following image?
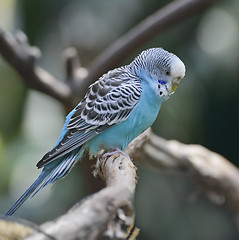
[86,77,163,155]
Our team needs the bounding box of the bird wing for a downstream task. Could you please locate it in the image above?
[37,68,142,168]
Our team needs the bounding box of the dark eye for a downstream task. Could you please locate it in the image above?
[166,71,170,76]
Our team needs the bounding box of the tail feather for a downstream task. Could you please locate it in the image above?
[5,172,48,216]
[6,154,78,216]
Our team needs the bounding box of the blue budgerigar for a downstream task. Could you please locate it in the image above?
[6,48,185,215]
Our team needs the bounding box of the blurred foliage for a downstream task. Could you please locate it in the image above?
[0,0,239,239]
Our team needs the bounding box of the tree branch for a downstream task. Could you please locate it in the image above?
[3,129,239,239]
[0,0,215,110]
[0,30,73,108]
[25,153,138,240]
[3,0,237,238]
[126,129,239,212]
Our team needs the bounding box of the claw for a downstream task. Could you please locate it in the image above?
[102,149,131,161]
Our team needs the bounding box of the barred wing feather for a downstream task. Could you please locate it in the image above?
[37,68,142,168]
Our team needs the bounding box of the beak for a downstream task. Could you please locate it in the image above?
[170,82,179,94]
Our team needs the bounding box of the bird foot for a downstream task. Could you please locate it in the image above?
[102,149,131,161]
[93,149,130,179]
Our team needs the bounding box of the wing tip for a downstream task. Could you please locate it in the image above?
[36,155,48,168]
[36,160,43,168]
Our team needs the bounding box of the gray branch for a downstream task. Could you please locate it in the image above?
[0,0,215,110]
[25,153,138,240]
[127,129,239,211]
[2,0,235,239]
[2,128,239,239]
[0,30,73,108]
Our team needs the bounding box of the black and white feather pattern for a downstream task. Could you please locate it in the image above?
[68,67,142,129]
[37,67,142,168]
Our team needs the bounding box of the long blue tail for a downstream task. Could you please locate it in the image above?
[6,172,49,216]
[6,154,77,216]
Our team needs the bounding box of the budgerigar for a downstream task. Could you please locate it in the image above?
[6,48,185,216]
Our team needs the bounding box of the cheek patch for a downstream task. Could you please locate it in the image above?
[158,80,167,85]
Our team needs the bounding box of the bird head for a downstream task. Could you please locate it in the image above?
[130,48,186,100]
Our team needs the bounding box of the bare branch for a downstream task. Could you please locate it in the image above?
[0,0,215,109]
[126,129,239,212]
[26,153,137,240]
[3,0,237,238]
[4,129,239,239]
[0,219,33,240]
[63,47,88,83]
[0,29,73,109]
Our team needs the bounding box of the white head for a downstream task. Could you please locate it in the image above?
[130,48,186,100]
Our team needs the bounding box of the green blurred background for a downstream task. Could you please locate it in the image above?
[0,0,239,239]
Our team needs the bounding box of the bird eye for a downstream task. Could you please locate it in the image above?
[166,71,170,76]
